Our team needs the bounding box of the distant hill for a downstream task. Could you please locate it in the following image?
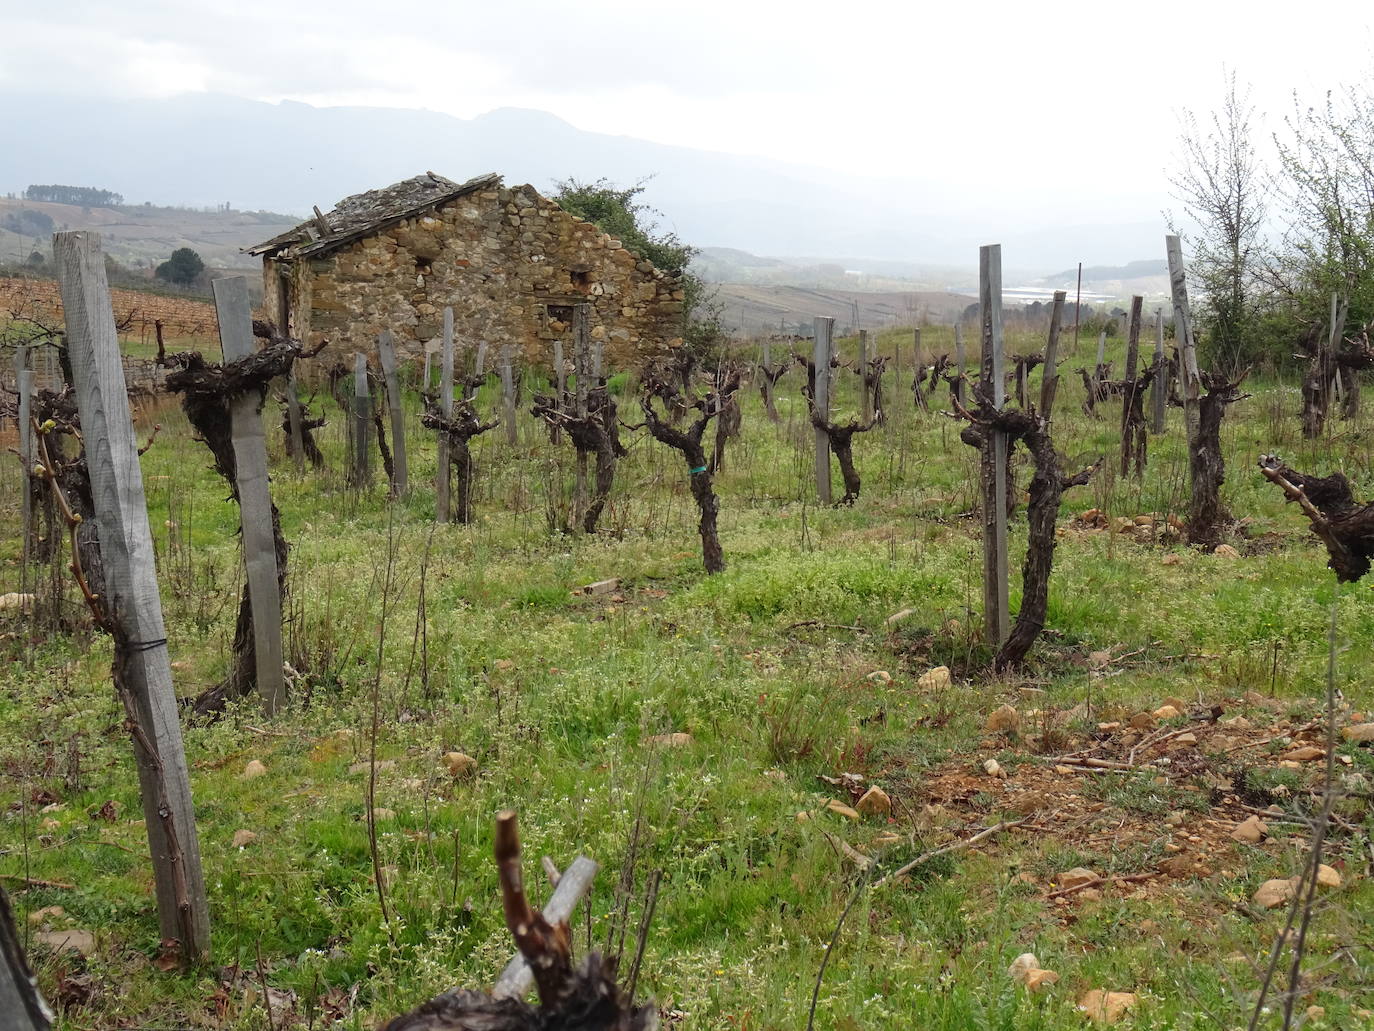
[1043,259,1168,283]
[712,283,971,336]
[0,91,1169,271]
[0,195,297,271]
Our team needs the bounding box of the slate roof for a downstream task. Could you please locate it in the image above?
[248,171,501,259]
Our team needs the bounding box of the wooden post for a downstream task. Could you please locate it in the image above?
[351,352,372,488]
[212,276,286,714]
[1151,308,1167,434]
[277,270,305,473]
[858,329,872,422]
[813,316,834,504]
[1040,290,1065,419]
[980,244,1010,649]
[376,331,408,495]
[436,307,454,522]
[1119,295,1143,477]
[1096,331,1107,370]
[551,339,565,445]
[500,347,517,446]
[53,231,211,960]
[953,323,965,403]
[1166,235,1201,450]
[1,884,54,1030]
[422,350,433,392]
[573,305,590,523]
[15,348,33,566]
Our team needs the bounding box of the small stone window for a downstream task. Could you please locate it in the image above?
[570,269,592,292]
[415,255,434,274]
[547,304,574,333]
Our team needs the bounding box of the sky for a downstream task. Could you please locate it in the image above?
[2,0,1372,243]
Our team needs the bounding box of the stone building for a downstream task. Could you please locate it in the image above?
[248,172,685,366]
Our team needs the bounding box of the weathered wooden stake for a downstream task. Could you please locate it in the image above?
[351,352,372,488]
[1166,235,1202,453]
[858,329,872,422]
[276,272,305,473]
[953,323,966,403]
[376,331,408,495]
[813,316,834,504]
[501,346,518,446]
[212,276,286,714]
[551,339,565,445]
[573,305,591,522]
[1040,290,1065,419]
[53,231,211,960]
[16,348,33,565]
[1150,308,1167,434]
[436,307,454,522]
[1095,331,1107,371]
[980,244,1010,648]
[1119,295,1143,478]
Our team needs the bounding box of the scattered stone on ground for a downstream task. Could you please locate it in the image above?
[35,929,95,955]
[441,752,477,776]
[349,759,395,776]
[1213,544,1240,559]
[231,829,258,848]
[856,785,891,817]
[985,704,1019,734]
[1057,867,1099,890]
[826,799,860,820]
[1230,816,1268,844]
[917,666,951,691]
[1078,990,1137,1025]
[241,759,267,779]
[645,732,694,748]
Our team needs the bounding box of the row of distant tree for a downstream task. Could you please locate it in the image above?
[24,184,124,207]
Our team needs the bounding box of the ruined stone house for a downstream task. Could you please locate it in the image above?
[248,172,685,367]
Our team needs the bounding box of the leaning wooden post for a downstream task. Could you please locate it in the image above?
[858,329,872,422]
[376,330,408,495]
[436,307,454,522]
[53,231,211,961]
[1040,290,1065,420]
[1166,235,1201,457]
[1095,331,1107,371]
[813,316,834,504]
[212,277,286,714]
[1150,308,1167,434]
[500,346,518,446]
[980,244,1010,648]
[351,352,372,488]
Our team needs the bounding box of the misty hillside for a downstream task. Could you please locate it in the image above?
[1,91,1167,271]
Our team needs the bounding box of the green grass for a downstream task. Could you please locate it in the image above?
[1,322,1372,1028]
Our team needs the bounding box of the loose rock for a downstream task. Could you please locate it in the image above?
[645,732,694,748]
[241,759,267,780]
[826,799,860,820]
[1057,867,1098,890]
[855,785,892,817]
[1230,816,1268,844]
[985,704,1020,735]
[1341,723,1374,742]
[1213,544,1240,559]
[441,751,477,776]
[1078,990,1137,1025]
[231,829,258,848]
[1281,745,1325,762]
[917,666,952,691]
[1254,878,1296,908]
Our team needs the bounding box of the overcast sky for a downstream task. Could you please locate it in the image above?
[4,0,1371,230]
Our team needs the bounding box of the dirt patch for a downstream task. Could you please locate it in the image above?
[881,696,1361,910]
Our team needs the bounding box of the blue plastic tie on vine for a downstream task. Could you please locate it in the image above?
[689,465,707,475]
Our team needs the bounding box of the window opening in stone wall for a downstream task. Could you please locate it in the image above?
[415,255,434,274]
[570,269,592,292]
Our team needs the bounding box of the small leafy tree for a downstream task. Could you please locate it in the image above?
[551,178,723,359]
[1168,71,1270,374]
[156,247,205,286]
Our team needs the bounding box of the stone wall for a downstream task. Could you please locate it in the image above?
[263,183,685,370]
